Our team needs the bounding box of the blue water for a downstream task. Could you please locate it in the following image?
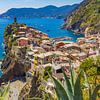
[0,18,84,77]
[17,18,84,39]
[0,70,3,77]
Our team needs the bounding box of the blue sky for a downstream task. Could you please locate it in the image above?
[0,0,83,14]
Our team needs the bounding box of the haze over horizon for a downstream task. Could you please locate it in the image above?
[0,0,83,14]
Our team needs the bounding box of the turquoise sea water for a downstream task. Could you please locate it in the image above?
[0,18,84,77]
[0,70,3,77]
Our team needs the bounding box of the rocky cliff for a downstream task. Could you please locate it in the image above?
[0,23,31,84]
[64,0,100,35]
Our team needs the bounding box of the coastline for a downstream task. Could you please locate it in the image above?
[0,18,99,99]
[0,47,5,77]
[0,0,99,99]
[0,18,85,76]
[0,61,3,77]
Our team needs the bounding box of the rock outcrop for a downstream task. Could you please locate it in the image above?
[0,49,31,83]
[0,23,31,84]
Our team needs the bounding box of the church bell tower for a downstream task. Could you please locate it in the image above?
[14,17,17,24]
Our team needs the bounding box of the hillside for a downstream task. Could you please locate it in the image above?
[64,0,100,35]
[0,4,78,19]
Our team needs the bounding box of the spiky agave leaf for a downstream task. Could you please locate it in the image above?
[0,87,3,97]
[82,70,92,100]
[2,82,10,100]
[0,97,4,100]
[0,82,10,100]
[62,69,73,100]
[0,88,4,100]
[70,63,77,92]
[27,97,42,100]
[82,71,90,88]
[52,76,69,100]
[74,71,83,100]
[91,85,100,100]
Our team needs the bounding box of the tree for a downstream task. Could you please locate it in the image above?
[80,56,100,86]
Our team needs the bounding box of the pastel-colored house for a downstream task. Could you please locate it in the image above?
[26,33,33,39]
[17,37,29,46]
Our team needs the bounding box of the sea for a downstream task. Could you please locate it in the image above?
[0,18,84,77]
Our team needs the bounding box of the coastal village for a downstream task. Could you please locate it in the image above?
[0,18,100,99]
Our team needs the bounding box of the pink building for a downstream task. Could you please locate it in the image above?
[17,37,29,46]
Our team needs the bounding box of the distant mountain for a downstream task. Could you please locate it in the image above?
[64,0,100,35]
[0,4,79,19]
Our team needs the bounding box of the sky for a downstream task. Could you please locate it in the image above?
[0,0,83,14]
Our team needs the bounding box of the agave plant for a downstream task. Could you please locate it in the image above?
[51,65,100,100]
[0,82,10,100]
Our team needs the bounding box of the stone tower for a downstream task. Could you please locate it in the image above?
[14,17,17,24]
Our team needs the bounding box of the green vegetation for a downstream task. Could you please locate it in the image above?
[4,25,16,49]
[51,66,100,100]
[19,71,51,100]
[0,83,10,100]
[13,27,18,35]
[18,56,100,100]
[64,0,100,35]
[43,66,53,81]
[80,56,100,90]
